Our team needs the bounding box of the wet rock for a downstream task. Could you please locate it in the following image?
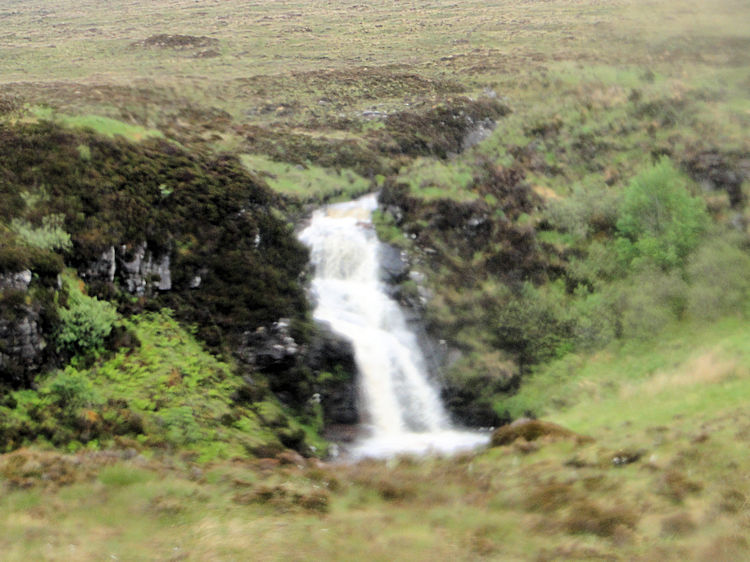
[307,323,359,425]
[378,244,409,285]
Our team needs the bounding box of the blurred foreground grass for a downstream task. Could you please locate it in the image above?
[2,316,749,560]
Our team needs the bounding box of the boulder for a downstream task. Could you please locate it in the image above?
[490,418,593,447]
[236,319,300,373]
[378,244,409,285]
[306,323,359,425]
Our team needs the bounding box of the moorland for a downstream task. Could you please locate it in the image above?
[1,0,750,559]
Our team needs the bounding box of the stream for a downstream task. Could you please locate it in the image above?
[299,194,489,459]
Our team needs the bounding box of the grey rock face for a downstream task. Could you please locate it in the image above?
[235,318,359,426]
[237,319,300,371]
[82,246,116,284]
[119,242,149,295]
[461,117,497,151]
[82,242,172,295]
[0,270,32,292]
[0,306,47,385]
[306,323,359,425]
[378,244,409,285]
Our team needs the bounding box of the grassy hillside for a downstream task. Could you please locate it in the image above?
[2,317,748,560]
[1,0,749,558]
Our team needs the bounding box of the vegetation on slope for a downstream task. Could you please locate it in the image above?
[2,317,749,560]
[0,310,324,459]
[0,0,749,558]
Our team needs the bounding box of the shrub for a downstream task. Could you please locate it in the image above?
[544,185,620,240]
[685,235,750,320]
[569,288,618,350]
[489,281,574,366]
[10,214,72,252]
[616,157,709,269]
[55,278,118,354]
[0,238,28,273]
[607,267,688,340]
[46,368,97,409]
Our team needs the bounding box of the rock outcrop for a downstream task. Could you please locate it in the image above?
[0,270,32,292]
[0,294,47,387]
[236,319,359,427]
[82,243,171,296]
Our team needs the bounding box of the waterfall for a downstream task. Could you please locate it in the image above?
[299,194,488,459]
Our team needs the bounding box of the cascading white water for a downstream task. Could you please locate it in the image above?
[299,194,489,459]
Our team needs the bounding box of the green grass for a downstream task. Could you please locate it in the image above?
[240,153,371,201]
[0,310,325,460]
[28,106,164,141]
[396,157,477,202]
[499,316,750,426]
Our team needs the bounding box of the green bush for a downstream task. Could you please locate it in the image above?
[616,158,709,269]
[569,288,618,350]
[685,235,750,320]
[46,368,97,409]
[487,280,574,366]
[10,214,72,252]
[55,278,118,354]
[608,267,688,340]
[544,185,620,241]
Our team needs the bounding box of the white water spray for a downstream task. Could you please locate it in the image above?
[299,194,489,459]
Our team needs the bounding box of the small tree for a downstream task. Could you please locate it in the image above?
[616,158,709,269]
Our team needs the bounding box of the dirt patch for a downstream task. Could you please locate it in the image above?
[0,448,125,490]
[683,149,749,208]
[134,34,219,50]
